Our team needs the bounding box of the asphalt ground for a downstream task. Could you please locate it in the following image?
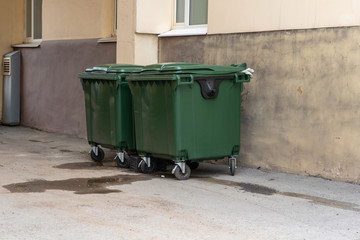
[0,126,359,240]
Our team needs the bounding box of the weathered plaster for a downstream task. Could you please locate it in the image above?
[159,27,360,183]
[15,39,116,138]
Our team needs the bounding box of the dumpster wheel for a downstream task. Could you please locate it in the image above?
[173,163,191,180]
[140,157,157,174]
[90,146,104,162]
[115,152,130,168]
[229,157,236,176]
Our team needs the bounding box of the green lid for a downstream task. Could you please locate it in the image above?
[79,64,144,81]
[85,64,143,73]
[138,62,248,75]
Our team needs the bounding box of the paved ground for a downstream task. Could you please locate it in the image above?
[0,126,359,240]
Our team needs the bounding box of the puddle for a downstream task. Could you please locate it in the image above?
[3,174,153,194]
[195,177,360,212]
[28,139,54,144]
[59,149,74,153]
[238,183,278,195]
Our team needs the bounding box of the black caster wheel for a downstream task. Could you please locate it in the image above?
[174,164,191,180]
[140,158,157,173]
[90,147,104,162]
[115,154,130,168]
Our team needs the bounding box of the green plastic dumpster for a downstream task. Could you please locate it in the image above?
[78,64,143,167]
[127,63,252,180]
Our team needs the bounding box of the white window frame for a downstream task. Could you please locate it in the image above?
[173,0,207,29]
[159,0,207,37]
[25,0,42,43]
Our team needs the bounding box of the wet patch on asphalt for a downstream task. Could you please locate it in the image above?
[280,192,360,212]
[3,174,153,194]
[28,139,54,144]
[59,149,74,153]
[194,177,360,212]
[238,182,278,195]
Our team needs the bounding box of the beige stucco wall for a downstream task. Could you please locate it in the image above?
[0,0,24,121]
[132,0,360,35]
[117,0,159,65]
[208,0,360,34]
[134,34,158,65]
[43,0,114,40]
[159,26,360,184]
[136,0,172,34]
[117,0,136,63]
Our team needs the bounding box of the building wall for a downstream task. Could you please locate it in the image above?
[0,0,117,137]
[15,39,116,138]
[159,26,360,184]
[0,0,24,121]
[117,0,360,65]
[116,0,166,65]
[131,0,360,35]
[136,0,171,34]
[43,0,115,40]
[208,0,360,34]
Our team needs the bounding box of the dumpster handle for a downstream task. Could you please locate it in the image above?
[234,73,250,83]
[120,76,128,85]
[116,76,128,89]
[176,75,194,85]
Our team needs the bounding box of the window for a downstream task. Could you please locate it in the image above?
[175,0,208,27]
[25,0,42,42]
[159,0,207,37]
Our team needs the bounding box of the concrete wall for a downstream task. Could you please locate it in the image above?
[0,0,24,121]
[15,39,116,138]
[159,26,360,184]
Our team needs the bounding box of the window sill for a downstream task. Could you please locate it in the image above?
[158,27,207,37]
[97,37,117,43]
[12,42,41,48]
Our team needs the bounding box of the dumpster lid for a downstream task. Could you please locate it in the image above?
[139,62,248,75]
[85,64,143,73]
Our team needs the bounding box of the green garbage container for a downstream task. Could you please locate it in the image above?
[127,62,252,179]
[78,64,143,167]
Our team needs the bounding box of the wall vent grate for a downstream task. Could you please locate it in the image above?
[3,57,11,76]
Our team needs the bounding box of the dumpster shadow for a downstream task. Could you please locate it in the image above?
[3,174,153,195]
